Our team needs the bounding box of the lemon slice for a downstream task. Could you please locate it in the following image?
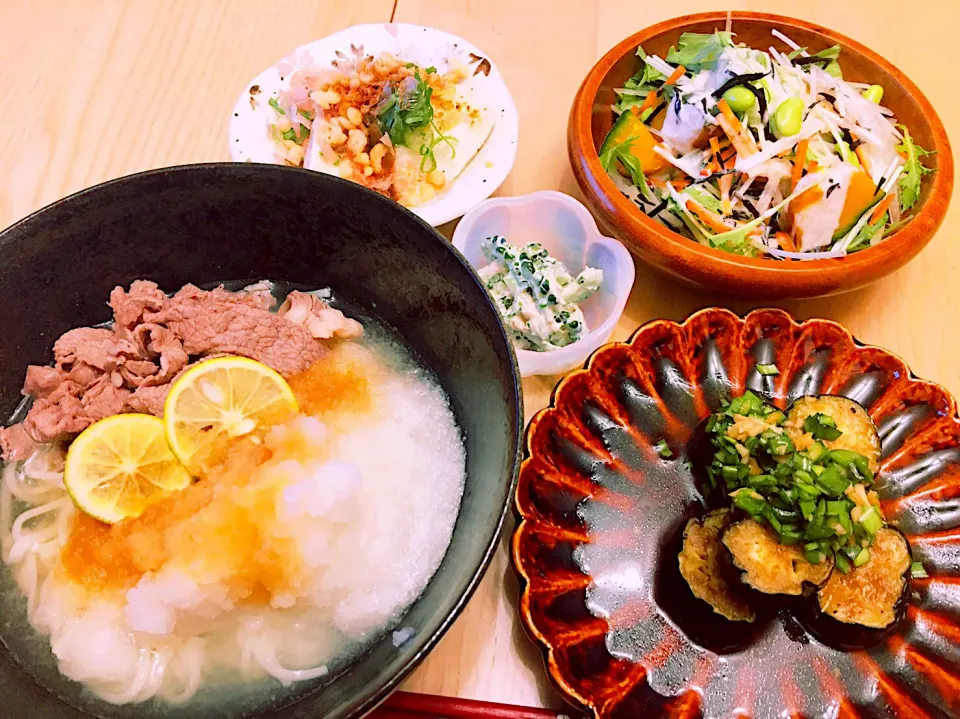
[163,356,299,474]
[64,414,192,524]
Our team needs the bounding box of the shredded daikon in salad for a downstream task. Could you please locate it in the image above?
[599,29,936,259]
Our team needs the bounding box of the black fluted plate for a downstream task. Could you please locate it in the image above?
[514,308,960,719]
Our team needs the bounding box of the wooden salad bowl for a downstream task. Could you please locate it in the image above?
[567,12,953,299]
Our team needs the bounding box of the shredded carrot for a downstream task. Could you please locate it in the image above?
[709,136,722,172]
[638,90,660,115]
[775,231,797,252]
[664,65,686,86]
[791,137,810,191]
[719,174,733,215]
[714,114,755,159]
[807,161,819,175]
[869,194,896,224]
[790,186,824,215]
[686,199,736,234]
[716,99,759,155]
[716,99,743,133]
[672,177,691,190]
[637,65,686,117]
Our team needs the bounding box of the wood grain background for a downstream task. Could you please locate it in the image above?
[1,0,957,710]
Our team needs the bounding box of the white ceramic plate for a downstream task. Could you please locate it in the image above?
[229,24,519,227]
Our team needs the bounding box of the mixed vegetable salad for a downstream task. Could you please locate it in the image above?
[600,29,936,258]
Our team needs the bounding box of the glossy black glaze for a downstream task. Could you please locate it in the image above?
[0,164,523,719]
[685,418,724,510]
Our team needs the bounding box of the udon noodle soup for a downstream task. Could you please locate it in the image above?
[0,281,465,713]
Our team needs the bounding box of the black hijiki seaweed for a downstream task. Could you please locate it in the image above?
[792,56,833,69]
[711,71,768,98]
[841,128,863,152]
[643,100,668,127]
[646,197,669,218]
[711,71,769,118]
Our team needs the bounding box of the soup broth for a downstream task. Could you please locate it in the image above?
[0,283,466,716]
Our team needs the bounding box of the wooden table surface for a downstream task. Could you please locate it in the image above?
[1,0,958,713]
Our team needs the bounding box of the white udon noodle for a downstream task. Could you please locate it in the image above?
[1,447,391,705]
[0,347,465,707]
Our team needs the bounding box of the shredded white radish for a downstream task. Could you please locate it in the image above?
[760,244,849,260]
[600,25,930,257]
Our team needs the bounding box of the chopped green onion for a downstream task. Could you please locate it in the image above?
[826,500,848,516]
[654,439,673,459]
[814,465,850,497]
[805,442,827,462]
[835,551,851,573]
[269,97,284,114]
[858,506,883,535]
[780,528,803,545]
[911,561,928,579]
[826,449,861,466]
[854,547,871,567]
[732,489,766,516]
[804,413,843,441]
[756,363,779,376]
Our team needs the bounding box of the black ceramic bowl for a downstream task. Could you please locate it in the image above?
[0,164,523,719]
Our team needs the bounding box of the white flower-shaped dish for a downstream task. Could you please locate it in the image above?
[229,24,519,227]
[452,191,635,378]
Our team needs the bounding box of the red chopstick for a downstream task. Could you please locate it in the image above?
[371,691,579,718]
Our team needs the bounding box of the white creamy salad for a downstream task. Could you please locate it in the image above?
[478,235,602,352]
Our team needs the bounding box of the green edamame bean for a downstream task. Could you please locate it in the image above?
[770,97,804,139]
[862,85,884,104]
[722,86,756,115]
